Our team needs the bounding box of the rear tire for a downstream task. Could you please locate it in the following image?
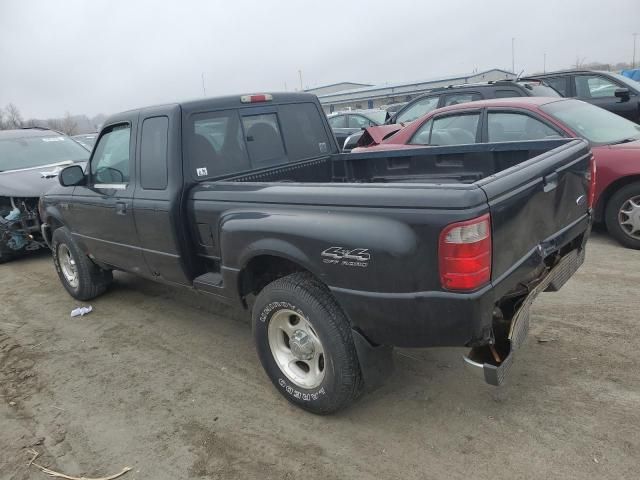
[605,182,640,250]
[52,227,113,300]
[252,272,363,414]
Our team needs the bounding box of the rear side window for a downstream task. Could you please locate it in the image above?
[494,89,523,98]
[442,93,482,107]
[189,110,251,178]
[241,113,286,167]
[140,116,168,190]
[537,77,568,96]
[348,115,372,128]
[278,103,331,160]
[328,115,347,128]
[488,112,562,142]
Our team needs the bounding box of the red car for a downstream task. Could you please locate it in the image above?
[354,97,640,249]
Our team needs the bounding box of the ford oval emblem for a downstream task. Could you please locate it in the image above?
[576,195,586,206]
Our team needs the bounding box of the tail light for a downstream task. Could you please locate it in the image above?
[587,154,597,209]
[439,213,492,291]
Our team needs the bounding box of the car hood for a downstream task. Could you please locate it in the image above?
[0,161,85,197]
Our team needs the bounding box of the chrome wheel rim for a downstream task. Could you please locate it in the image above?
[618,195,640,240]
[267,309,325,389]
[58,244,78,288]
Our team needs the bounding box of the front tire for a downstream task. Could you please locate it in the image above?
[252,273,363,414]
[52,227,113,300]
[605,182,640,250]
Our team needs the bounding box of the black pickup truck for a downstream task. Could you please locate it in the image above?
[41,93,593,414]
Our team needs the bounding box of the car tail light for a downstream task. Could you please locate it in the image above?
[240,94,273,103]
[439,213,492,291]
[587,154,596,209]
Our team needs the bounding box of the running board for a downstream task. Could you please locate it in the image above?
[193,272,224,293]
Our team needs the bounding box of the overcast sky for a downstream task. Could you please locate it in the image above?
[1,0,638,119]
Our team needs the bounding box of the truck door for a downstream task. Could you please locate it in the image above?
[132,106,192,285]
[70,118,147,273]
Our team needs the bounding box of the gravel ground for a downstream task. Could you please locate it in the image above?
[1,232,639,480]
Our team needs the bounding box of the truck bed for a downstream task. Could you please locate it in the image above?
[226,139,573,186]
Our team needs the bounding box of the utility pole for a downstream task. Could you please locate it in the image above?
[633,33,638,69]
[543,52,546,73]
[511,37,515,74]
[201,73,206,97]
[298,70,303,91]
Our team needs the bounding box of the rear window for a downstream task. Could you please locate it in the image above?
[279,103,331,160]
[241,113,286,167]
[187,102,331,180]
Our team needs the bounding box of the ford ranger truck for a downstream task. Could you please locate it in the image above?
[41,92,593,414]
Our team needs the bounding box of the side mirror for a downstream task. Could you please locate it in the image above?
[59,165,86,187]
[614,87,630,101]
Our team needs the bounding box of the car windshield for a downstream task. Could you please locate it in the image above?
[542,99,640,145]
[0,134,90,172]
[520,82,562,97]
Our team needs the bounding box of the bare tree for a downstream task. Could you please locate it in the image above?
[59,112,78,136]
[4,103,23,129]
[573,56,587,69]
[46,118,63,132]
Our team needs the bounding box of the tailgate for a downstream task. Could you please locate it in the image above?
[477,139,591,282]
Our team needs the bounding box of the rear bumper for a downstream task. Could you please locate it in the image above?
[463,247,585,385]
[329,214,590,348]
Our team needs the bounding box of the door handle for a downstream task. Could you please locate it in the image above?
[115,202,128,215]
[543,172,559,192]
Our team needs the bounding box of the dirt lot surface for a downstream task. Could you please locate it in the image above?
[1,232,639,480]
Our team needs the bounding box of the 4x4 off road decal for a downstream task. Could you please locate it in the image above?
[321,247,370,268]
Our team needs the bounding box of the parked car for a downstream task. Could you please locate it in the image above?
[327,109,389,151]
[41,92,591,414]
[342,79,561,151]
[0,128,90,262]
[72,133,98,150]
[354,96,640,249]
[525,70,640,123]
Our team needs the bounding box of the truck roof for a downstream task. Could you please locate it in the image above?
[104,92,321,125]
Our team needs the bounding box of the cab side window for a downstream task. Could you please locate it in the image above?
[140,116,169,190]
[91,124,131,185]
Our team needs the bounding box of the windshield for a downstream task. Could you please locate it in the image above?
[0,134,90,172]
[542,99,640,145]
[520,82,562,97]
